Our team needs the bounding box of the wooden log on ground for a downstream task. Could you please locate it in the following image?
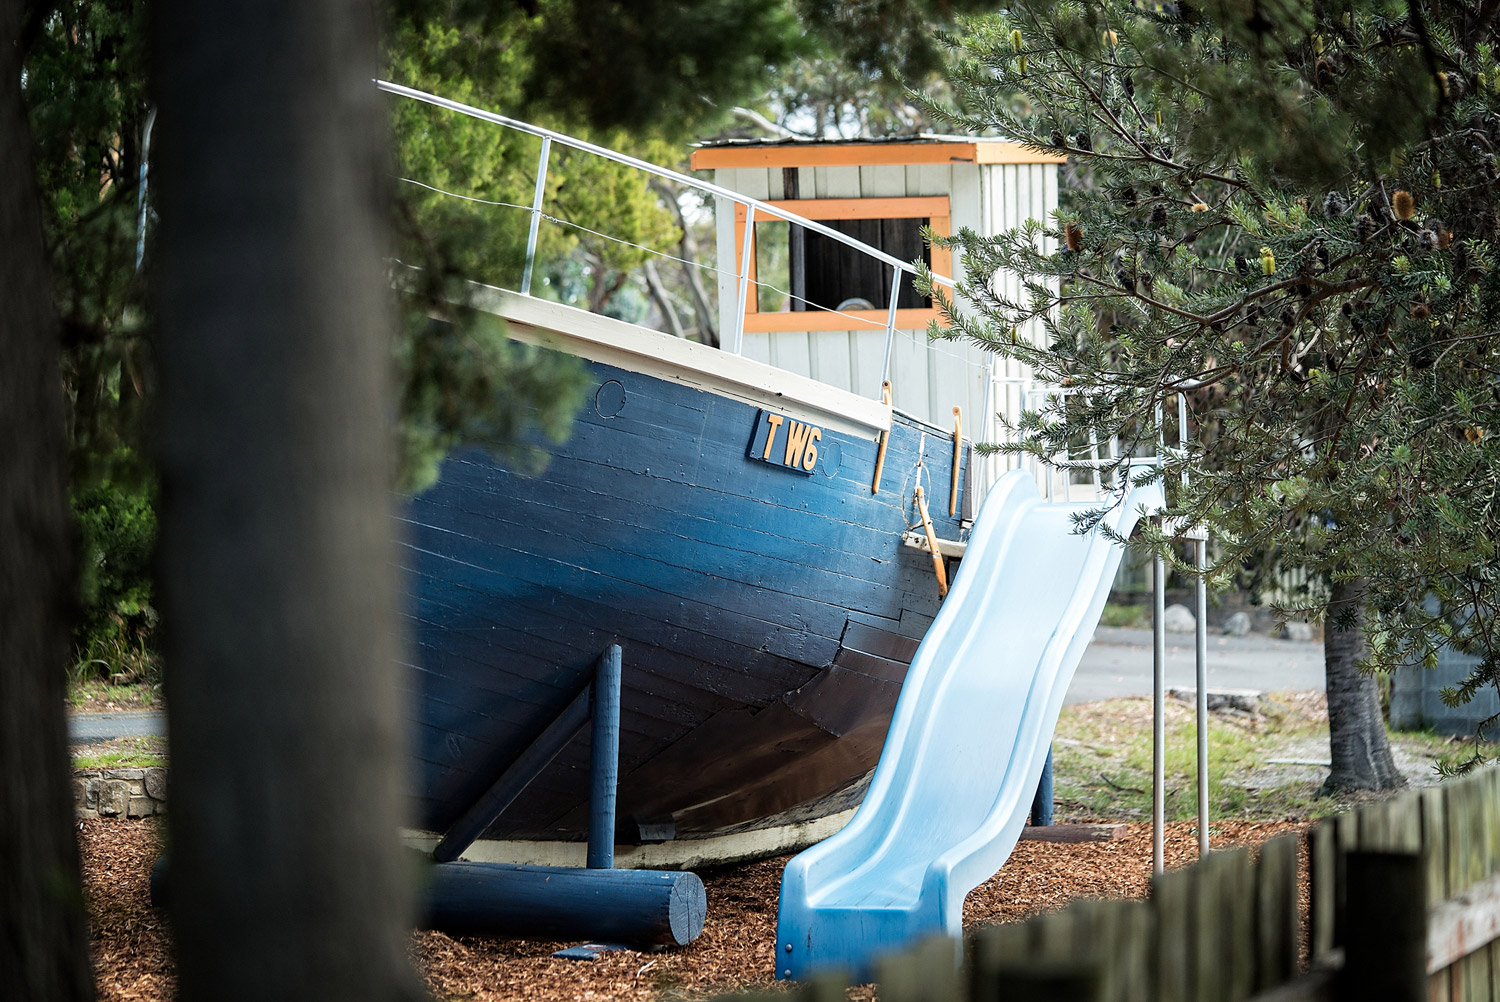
[1019,824,1127,844]
[420,862,706,946]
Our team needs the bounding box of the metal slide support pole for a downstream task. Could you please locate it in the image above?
[731,205,754,355]
[1153,535,1167,876]
[879,264,901,394]
[520,137,551,296]
[588,644,623,868]
[1195,536,1210,857]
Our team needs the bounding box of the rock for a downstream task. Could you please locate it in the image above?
[127,796,156,818]
[1168,687,1264,715]
[97,780,129,817]
[1282,621,1314,642]
[1162,603,1197,633]
[144,767,167,801]
[102,768,145,781]
[81,778,99,811]
[1222,611,1252,636]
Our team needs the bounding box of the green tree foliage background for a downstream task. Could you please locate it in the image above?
[928,0,1500,757]
[24,0,987,686]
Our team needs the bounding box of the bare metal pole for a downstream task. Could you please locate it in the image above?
[520,136,551,296]
[1195,535,1210,857]
[1153,532,1166,876]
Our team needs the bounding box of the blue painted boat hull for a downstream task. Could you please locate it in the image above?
[401,354,966,845]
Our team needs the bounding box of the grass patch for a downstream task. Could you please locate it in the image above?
[67,678,161,712]
[1098,603,1150,629]
[1050,692,1480,823]
[73,736,166,770]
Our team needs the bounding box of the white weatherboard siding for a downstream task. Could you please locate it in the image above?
[707,155,1060,496]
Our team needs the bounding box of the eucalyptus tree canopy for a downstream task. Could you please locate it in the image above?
[932,0,1500,780]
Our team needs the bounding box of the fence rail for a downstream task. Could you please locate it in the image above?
[720,765,1500,1001]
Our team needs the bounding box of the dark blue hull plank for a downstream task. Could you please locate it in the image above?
[402,355,966,841]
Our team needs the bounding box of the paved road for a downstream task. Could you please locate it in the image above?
[1067,626,1324,704]
[68,711,166,745]
[64,629,1322,740]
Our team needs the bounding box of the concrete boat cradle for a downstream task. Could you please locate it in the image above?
[375,82,1150,954]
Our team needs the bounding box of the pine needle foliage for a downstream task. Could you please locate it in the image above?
[927,0,1500,745]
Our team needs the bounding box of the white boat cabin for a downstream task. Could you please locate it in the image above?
[691,137,1064,496]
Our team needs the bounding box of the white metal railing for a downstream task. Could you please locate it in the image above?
[377,80,959,399]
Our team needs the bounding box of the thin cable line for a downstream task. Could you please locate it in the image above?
[399,176,531,209]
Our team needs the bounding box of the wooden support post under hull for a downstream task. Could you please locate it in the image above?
[433,682,592,863]
[588,644,622,868]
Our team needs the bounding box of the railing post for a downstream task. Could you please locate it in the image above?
[1153,536,1166,876]
[520,136,551,296]
[1177,392,1190,488]
[879,264,900,395]
[1195,535,1209,858]
[979,362,994,486]
[731,204,754,355]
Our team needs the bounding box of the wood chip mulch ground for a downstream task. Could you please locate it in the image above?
[82,818,1304,1001]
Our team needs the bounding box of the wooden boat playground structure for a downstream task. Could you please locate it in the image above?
[377,82,1188,977]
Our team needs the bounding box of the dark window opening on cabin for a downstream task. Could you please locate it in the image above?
[754,218,932,314]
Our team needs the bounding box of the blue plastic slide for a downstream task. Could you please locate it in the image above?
[775,468,1165,980]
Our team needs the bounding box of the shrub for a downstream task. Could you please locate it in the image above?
[72,478,159,685]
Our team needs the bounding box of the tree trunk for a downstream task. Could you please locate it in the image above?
[1322,577,1404,792]
[0,4,97,997]
[151,3,418,1000]
[649,179,719,347]
[643,260,685,337]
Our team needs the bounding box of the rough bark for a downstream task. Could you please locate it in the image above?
[1322,577,1404,792]
[643,260,686,337]
[151,2,418,999]
[0,4,98,997]
[649,179,718,347]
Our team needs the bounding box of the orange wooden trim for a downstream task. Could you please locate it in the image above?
[691,142,1067,170]
[914,486,950,597]
[928,215,952,283]
[737,203,953,321]
[743,308,940,333]
[695,144,978,169]
[761,196,950,222]
[973,141,1068,165]
[950,406,962,517]
[738,197,947,223]
[872,382,892,494]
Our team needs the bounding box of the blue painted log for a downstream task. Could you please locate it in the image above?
[420,862,707,946]
[589,644,622,868]
[432,682,591,863]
